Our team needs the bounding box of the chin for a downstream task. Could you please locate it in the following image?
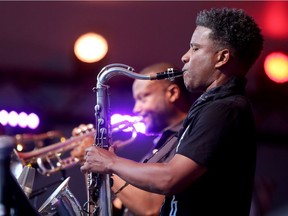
[146,126,162,136]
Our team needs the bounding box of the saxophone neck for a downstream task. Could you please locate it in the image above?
[97,64,150,86]
[97,64,184,85]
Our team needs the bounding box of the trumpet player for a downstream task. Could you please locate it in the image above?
[81,7,263,216]
[72,62,192,215]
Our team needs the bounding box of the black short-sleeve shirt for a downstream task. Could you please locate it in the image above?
[161,77,257,216]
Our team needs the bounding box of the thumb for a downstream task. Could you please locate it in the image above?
[109,144,117,152]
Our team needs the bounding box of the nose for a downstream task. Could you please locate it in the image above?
[181,50,189,64]
[133,101,141,115]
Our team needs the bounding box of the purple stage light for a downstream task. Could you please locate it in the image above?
[0,110,40,129]
[111,114,146,134]
[0,110,9,126]
[27,113,40,129]
[8,111,18,127]
[18,112,28,128]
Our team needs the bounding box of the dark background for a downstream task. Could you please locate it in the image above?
[0,1,288,215]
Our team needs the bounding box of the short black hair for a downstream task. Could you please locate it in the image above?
[196,8,264,70]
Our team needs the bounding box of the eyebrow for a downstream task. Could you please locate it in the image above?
[190,42,200,47]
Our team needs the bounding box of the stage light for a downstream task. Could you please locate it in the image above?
[264,52,288,83]
[27,113,40,129]
[0,110,9,126]
[8,111,18,127]
[18,112,28,128]
[111,114,146,134]
[263,2,288,39]
[74,32,108,63]
[0,110,40,129]
[16,144,24,152]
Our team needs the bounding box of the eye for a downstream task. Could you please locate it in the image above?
[137,93,149,103]
[190,43,199,52]
[192,47,199,52]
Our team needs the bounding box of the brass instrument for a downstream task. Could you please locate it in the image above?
[10,131,65,178]
[38,177,83,216]
[15,130,65,149]
[14,120,140,176]
[85,63,183,216]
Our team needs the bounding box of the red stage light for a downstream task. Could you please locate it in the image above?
[263,2,288,39]
[264,52,288,84]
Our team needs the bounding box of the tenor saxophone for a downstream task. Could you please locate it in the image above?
[84,63,183,216]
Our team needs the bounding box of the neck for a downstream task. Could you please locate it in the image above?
[163,114,186,132]
[206,73,230,92]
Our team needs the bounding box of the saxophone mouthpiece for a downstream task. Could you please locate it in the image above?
[150,68,184,80]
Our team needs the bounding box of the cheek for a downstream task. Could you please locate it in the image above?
[191,56,214,78]
[141,100,158,113]
[147,99,168,115]
[149,94,166,104]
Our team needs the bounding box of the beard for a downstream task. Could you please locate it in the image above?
[144,113,167,135]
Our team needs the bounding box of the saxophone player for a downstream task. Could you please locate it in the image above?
[81,7,263,216]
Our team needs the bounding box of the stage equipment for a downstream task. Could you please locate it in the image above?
[0,135,39,216]
[38,177,83,216]
[17,165,36,198]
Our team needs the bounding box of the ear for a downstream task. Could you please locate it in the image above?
[215,49,230,69]
[166,84,180,103]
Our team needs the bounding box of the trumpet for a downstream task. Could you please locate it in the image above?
[15,119,141,176]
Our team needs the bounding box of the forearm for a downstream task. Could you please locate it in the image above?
[82,146,168,192]
[109,154,207,195]
[81,147,206,195]
[110,156,173,194]
[112,175,164,215]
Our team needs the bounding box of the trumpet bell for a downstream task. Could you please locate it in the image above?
[38,177,83,216]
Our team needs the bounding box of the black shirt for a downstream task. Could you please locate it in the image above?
[161,77,257,216]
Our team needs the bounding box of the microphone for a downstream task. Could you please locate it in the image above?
[17,165,36,198]
[150,68,184,80]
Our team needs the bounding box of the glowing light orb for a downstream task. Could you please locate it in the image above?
[74,32,108,63]
[264,52,288,83]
